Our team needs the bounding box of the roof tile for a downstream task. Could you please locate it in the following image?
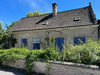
[10,5,97,31]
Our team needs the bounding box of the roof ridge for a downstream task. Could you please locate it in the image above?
[57,6,89,14]
[21,6,89,20]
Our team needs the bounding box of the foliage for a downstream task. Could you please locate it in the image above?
[0,22,2,29]
[58,39,100,65]
[0,22,16,49]
[0,48,29,64]
[26,11,46,17]
[9,21,17,28]
[0,22,4,42]
[0,39,100,74]
[5,21,17,30]
[25,49,46,75]
[45,38,60,61]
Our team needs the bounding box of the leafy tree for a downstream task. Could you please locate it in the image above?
[0,22,2,29]
[0,23,4,42]
[26,11,46,17]
[26,12,34,17]
[0,22,4,49]
[5,21,17,30]
[0,22,16,49]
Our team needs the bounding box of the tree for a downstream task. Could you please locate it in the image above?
[5,21,17,30]
[0,22,4,42]
[26,12,34,17]
[0,22,16,49]
[0,22,4,49]
[0,22,2,29]
[26,11,46,17]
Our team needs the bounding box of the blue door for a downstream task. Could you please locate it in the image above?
[74,37,86,45]
[55,38,64,51]
[33,43,40,49]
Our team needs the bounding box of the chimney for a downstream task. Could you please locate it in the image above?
[89,2,91,6]
[52,3,57,16]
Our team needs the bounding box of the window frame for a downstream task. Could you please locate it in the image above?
[21,38,27,47]
[33,38,40,49]
[74,37,86,45]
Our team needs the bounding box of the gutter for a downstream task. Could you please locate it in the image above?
[12,24,99,32]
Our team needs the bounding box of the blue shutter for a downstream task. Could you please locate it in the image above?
[33,43,40,49]
[55,38,64,51]
[74,37,86,45]
[21,39,27,46]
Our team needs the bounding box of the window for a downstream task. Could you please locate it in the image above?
[55,38,64,51]
[74,37,86,45]
[33,38,40,49]
[21,39,27,47]
[12,42,15,47]
[73,17,81,21]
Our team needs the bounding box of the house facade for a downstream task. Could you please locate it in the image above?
[10,3,99,50]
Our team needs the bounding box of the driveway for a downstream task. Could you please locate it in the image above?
[0,67,44,75]
[0,68,25,75]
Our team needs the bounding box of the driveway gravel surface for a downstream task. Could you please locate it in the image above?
[0,68,25,75]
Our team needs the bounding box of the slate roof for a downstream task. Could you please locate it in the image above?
[10,4,97,32]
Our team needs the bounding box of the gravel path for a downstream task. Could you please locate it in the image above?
[0,68,25,75]
[0,67,44,75]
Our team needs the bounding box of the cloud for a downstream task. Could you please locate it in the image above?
[18,0,51,12]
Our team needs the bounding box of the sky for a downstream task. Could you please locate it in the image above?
[0,0,100,29]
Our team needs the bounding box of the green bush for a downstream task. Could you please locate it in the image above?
[0,50,4,64]
[0,48,29,64]
[58,39,100,65]
[25,49,46,75]
[0,45,3,49]
[0,39,100,74]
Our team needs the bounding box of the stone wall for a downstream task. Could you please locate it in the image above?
[5,59,100,75]
[13,25,99,50]
[48,61,100,75]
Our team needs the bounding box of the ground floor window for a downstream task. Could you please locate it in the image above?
[55,38,64,51]
[33,38,40,49]
[21,39,27,47]
[74,37,86,45]
[33,43,40,49]
[12,42,15,47]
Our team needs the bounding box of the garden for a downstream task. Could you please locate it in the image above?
[0,39,100,74]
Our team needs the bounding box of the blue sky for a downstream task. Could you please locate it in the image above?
[0,0,100,29]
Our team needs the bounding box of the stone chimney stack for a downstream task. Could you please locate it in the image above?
[89,2,91,6]
[52,3,57,16]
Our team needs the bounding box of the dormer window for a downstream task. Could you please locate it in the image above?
[73,17,81,21]
[42,21,49,25]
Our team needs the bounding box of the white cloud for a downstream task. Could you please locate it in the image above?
[18,0,51,12]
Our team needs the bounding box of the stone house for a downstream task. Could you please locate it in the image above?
[10,3,99,50]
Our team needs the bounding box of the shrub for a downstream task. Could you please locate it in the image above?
[0,48,29,64]
[45,38,60,61]
[58,39,100,65]
[1,39,100,74]
[25,49,46,75]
